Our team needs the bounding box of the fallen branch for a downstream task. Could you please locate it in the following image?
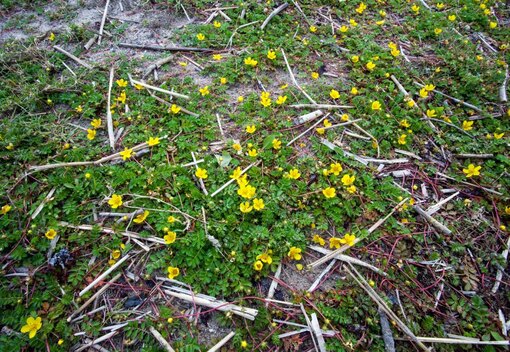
[75,331,118,352]
[310,313,327,352]
[129,75,190,100]
[454,153,494,159]
[149,326,176,352]
[143,56,174,78]
[413,205,452,235]
[425,192,459,216]
[414,82,482,113]
[266,263,282,305]
[210,161,260,197]
[436,172,503,196]
[207,331,235,352]
[286,114,329,146]
[118,42,214,52]
[98,0,110,45]
[309,246,388,276]
[281,48,316,104]
[260,3,289,30]
[379,309,396,352]
[31,187,56,219]
[79,253,131,297]
[500,66,508,102]
[290,104,354,109]
[53,45,92,69]
[106,66,115,150]
[293,110,323,125]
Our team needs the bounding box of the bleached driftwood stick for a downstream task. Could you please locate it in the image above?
[492,234,510,293]
[281,48,316,104]
[500,66,508,102]
[455,153,494,159]
[395,149,422,160]
[310,313,327,352]
[210,161,260,197]
[226,20,260,48]
[98,0,110,45]
[293,110,323,125]
[164,290,258,320]
[207,331,235,352]
[53,46,93,69]
[143,56,174,78]
[290,104,354,109]
[83,338,110,352]
[286,114,329,146]
[149,327,176,352]
[75,331,118,352]
[260,3,288,30]
[436,172,502,196]
[308,198,408,269]
[400,336,510,346]
[181,159,204,167]
[79,254,131,297]
[300,304,319,351]
[323,119,362,131]
[128,75,190,100]
[425,192,459,216]
[346,265,431,352]
[414,82,482,113]
[413,205,452,235]
[498,309,507,336]
[31,187,56,219]
[59,222,166,245]
[307,259,337,292]
[266,263,282,306]
[309,246,388,276]
[379,309,396,352]
[202,207,220,249]
[106,66,115,150]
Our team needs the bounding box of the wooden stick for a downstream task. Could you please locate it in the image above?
[414,82,482,113]
[310,313,327,352]
[290,104,354,109]
[425,192,459,215]
[281,48,316,104]
[98,0,110,45]
[31,187,56,219]
[210,161,260,197]
[300,304,319,351]
[106,66,115,150]
[266,263,282,306]
[492,234,510,293]
[192,152,208,195]
[129,76,190,100]
[309,246,387,276]
[79,254,131,296]
[143,56,174,78]
[67,273,121,322]
[308,259,337,292]
[260,3,289,30]
[226,21,260,48]
[436,172,502,196]
[149,327,176,352]
[400,336,510,346]
[323,119,362,131]
[413,205,452,235]
[293,110,323,125]
[454,153,494,159]
[286,114,329,146]
[207,331,235,352]
[75,331,117,352]
[53,46,92,69]
[119,42,214,53]
[500,66,508,103]
[379,309,396,352]
[420,118,474,137]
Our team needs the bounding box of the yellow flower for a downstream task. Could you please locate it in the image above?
[108,194,123,209]
[238,185,256,199]
[462,164,481,178]
[58,339,64,345]
[195,168,208,179]
[260,97,271,107]
[244,57,258,67]
[237,174,249,187]
[164,231,176,244]
[311,72,319,79]
[87,129,96,141]
[324,119,332,128]
[434,28,443,35]
[233,143,242,152]
[341,174,355,186]
[380,10,387,17]
[199,86,210,96]
[48,32,55,41]
[356,2,367,14]
[489,22,497,29]
[505,206,510,215]
[351,55,359,63]
[117,91,126,104]
[296,263,304,270]
[257,253,273,264]
[349,18,358,27]
[494,132,504,139]
[108,259,116,266]
[436,3,445,9]
[398,134,407,145]
[1,205,12,215]
[213,21,221,28]
[116,79,128,87]
[462,120,473,131]
[419,88,429,98]
[91,119,101,129]
[230,167,242,181]
[167,266,180,279]
[329,163,343,176]
[342,233,356,247]
[323,187,336,198]
[424,84,435,91]
[112,250,121,259]
[267,50,276,60]
[366,61,376,71]
[167,215,176,223]
[426,109,437,118]
[329,237,343,249]
[310,25,317,33]
[288,168,301,179]
[371,101,382,111]
[147,137,160,146]
[400,119,410,128]
[240,201,253,213]
[253,260,263,271]
[133,210,149,224]
[276,95,287,105]
[330,89,340,99]
[272,138,282,150]
[391,48,400,57]
[220,77,227,85]
[196,33,205,41]
[248,148,258,157]
[119,147,134,160]
[316,127,325,135]
[346,185,357,194]
[169,104,181,114]
[312,234,325,246]
[253,198,265,211]
[350,87,358,95]
[21,316,42,339]
[6,143,14,150]
[237,96,244,102]
[75,105,83,113]
[412,4,420,13]
[45,229,57,240]
[178,61,188,67]
[407,99,416,107]
[448,14,456,21]
[134,83,144,90]
[288,247,302,260]
[246,125,256,133]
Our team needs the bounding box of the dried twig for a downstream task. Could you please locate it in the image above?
[79,253,131,297]
[286,114,330,146]
[290,104,354,109]
[53,46,92,69]
[492,234,510,293]
[307,259,337,293]
[379,309,396,352]
[226,21,260,48]
[210,161,260,197]
[309,246,388,276]
[293,110,323,125]
[31,187,56,219]
[106,66,115,150]
[207,331,235,352]
[260,3,289,30]
[129,75,190,100]
[425,192,459,216]
[413,205,452,235]
[98,0,110,45]
[149,327,176,352]
[266,263,282,305]
[192,152,208,195]
[118,42,214,52]
[500,66,508,102]
[310,313,327,352]
[143,56,174,78]
[75,331,118,352]
[281,48,316,104]
[414,82,482,113]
